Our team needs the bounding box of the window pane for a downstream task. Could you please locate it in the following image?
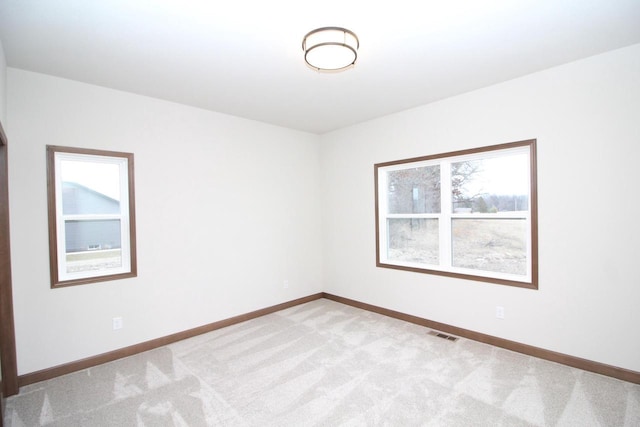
[452,219,527,275]
[451,154,528,214]
[61,160,121,215]
[387,166,440,214]
[387,218,439,265]
[65,219,123,273]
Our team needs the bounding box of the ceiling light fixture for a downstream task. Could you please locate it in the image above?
[302,27,359,72]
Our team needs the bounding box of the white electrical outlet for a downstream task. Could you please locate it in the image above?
[112,317,123,330]
[283,280,289,289]
[495,306,505,319]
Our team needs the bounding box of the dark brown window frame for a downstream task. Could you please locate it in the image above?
[47,145,137,288]
[374,139,538,289]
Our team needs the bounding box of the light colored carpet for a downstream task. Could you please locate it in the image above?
[4,299,640,426]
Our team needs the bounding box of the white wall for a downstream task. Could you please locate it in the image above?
[7,69,323,375]
[321,43,640,372]
[6,43,640,377]
[0,38,6,123]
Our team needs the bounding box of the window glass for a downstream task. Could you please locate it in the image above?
[387,218,439,265]
[451,218,527,275]
[451,154,529,214]
[387,166,441,214]
[64,219,123,273]
[61,160,121,215]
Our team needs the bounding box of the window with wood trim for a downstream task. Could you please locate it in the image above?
[47,146,137,287]
[375,139,538,289]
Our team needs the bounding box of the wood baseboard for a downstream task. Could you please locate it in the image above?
[17,291,639,389]
[18,293,324,387]
[322,292,640,384]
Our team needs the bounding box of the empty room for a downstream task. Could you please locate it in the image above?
[0,1,639,425]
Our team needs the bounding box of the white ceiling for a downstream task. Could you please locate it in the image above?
[1,0,639,134]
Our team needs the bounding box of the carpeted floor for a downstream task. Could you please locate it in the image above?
[4,299,640,426]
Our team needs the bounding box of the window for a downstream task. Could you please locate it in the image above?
[375,139,537,289]
[47,146,137,287]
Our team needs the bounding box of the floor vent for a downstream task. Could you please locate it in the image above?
[428,330,459,341]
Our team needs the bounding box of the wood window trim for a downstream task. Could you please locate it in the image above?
[46,145,137,288]
[374,139,538,289]
[0,119,19,397]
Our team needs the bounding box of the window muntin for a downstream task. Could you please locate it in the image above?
[47,146,137,287]
[375,140,537,289]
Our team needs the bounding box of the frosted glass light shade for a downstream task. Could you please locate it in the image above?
[302,27,359,72]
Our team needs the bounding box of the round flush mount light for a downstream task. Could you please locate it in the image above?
[302,27,359,72]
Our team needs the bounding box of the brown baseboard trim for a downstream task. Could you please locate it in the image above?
[322,292,640,384]
[18,293,324,388]
[18,291,639,388]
